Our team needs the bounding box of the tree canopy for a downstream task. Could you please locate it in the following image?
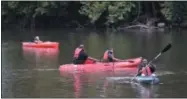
[2,1,187,29]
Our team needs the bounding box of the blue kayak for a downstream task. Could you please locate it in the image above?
[135,76,159,85]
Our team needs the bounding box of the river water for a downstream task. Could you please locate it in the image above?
[2,28,187,98]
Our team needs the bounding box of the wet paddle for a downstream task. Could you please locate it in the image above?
[147,43,172,65]
[131,43,172,82]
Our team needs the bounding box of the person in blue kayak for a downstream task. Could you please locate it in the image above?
[137,58,156,76]
[137,58,147,75]
[103,48,123,62]
[34,36,42,43]
[73,44,99,64]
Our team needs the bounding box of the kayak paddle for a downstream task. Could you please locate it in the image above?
[147,43,172,65]
[99,58,134,63]
[131,43,172,82]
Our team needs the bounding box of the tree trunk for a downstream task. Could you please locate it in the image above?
[143,2,153,17]
[30,17,35,29]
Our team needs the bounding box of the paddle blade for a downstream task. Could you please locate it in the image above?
[161,44,172,53]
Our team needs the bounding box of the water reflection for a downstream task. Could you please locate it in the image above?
[131,82,159,98]
[59,70,82,98]
[60,69,138,98]
[22,47,59,57]
[103,76,159,98]
[22,47,59,68]
[2,29,187,97]
[73,72,81,98]
[59,70,112,98]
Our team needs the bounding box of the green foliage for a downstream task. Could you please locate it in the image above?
[79,1,136,25]
[161,2,187,24]
[79,2,109,23]
[107,2,136,24]
[2,1,187,28]
[2,1,69,18]
[161,2,173,21]
[2,1,70,28]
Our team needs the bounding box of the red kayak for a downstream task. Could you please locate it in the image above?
[59,57,142,74]
[22,42,59,48]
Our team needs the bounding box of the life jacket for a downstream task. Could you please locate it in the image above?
[103,50,108,60]
[103,50,113,60]
[141,66,152,76]
[73,48,83,59]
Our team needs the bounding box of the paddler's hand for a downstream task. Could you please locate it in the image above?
[137,70,142,76]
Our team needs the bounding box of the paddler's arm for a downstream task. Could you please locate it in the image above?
[108,53,121,62]
[136,69,143,76]
[115,58,124,62]
[112,57,123,62]
[88,57,100,62]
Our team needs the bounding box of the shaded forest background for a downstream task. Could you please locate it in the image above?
[2,1,187,29]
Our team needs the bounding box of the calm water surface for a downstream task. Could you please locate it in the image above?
[2,29,187,98]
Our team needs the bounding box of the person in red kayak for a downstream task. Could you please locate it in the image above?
[34,36,42,43]
[103,48,123,62]
[137,58,156,76]
[73,44,99,64]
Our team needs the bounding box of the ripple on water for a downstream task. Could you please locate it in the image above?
[13,68,58,72]
[33,68,58,71]
[156,71,175,76]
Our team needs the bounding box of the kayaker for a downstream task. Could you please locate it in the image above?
[73,44,99,64]
[103,48,123,62]
[137,58,148,75]
[137,58,156,76]
[34,36,42,43]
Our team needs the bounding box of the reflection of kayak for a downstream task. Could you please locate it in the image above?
[22,42,59,48]
[135,76,159,85]
[59,57,142,73]
[22,47,59,55]
[22,47,59,59]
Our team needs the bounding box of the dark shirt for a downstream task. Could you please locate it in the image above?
[73,50,88,64]
[77,50,88,61]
